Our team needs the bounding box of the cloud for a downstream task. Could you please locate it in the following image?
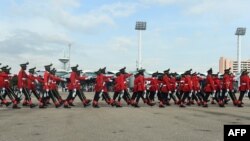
[109,37,135,52]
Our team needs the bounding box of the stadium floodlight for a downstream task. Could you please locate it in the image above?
[235,27,246,74]
[235,27,246,36]
[135,21,147,70]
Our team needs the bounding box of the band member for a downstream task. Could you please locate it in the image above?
[238,70,249,107]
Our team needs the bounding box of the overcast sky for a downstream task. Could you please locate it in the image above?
[0,0,249,74]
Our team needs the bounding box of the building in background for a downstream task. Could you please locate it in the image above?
[219,57,250,73]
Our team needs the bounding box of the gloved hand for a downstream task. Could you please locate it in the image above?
[190,90,193,93]
[73,88,76,92]
[121,90,124,94]
[168,91,171,94]
[213,90,216,93]
[46,89,49,92]
[226,89,229,92]
[20,88,23,92]
[156,90,158,94]
[101,89,104,93]
[144,90,147,94]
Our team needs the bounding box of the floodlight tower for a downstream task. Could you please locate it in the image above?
[135,21,146,70]
[235,27,246,74]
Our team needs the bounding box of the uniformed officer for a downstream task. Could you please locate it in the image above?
[18,62,36,108]
[238,70,249,107]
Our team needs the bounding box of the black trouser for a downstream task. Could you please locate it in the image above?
[31,89,41,101]
[157,91,164,101]
[238,91,246,102]
[131,92,137,100]
[161,92,169,102]
[48,90,57,104]
[123,89,131,102]
[175,91,181,100]
[191,92,198,102]
[135,91,144,103]
[51,90,63,101]
[22,88,31,101]
[181,92,189,102]
[203,92,211,102]
[149,91,156,101]
[220,89,226,101]
[67,90,84,102]
[93,91,111,103]
[221,89,236,102]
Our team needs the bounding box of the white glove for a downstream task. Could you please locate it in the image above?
[190,90,193,93]
[168,91,171,94]
[101,89,104,93]
[121,90,124,94]
[73,88,76,92]
[22,78,26,80]
[2,88,6,92]
[220,90,222,93]
[226,89,229,92]
[156,90,158,94]
[46,89,49,92]
[213,90,216,93]
[20,88,23,92]
[144,90,147,94]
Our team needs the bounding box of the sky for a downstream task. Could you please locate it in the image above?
[0,0,250,74]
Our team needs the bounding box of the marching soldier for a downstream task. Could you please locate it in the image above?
[92,67,113,108]
[203,68,215,107]
[41,64,61,108]
[147,71,161,106]
[168,72,178,104]
[179,69,193,107]
[238,70,249,107]
[191,72,203,106]
[211,73,221,104]
[119,67,133,105]
[112,72,124,107]
[161,69,171,106]
[18,62,36,108]
[50,68,71,108]
[66,65,91,108]
[131,69,146,107]
[0,66,14,107]
[27,67,43,107]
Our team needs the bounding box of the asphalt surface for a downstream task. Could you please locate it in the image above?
[0,92,250,141]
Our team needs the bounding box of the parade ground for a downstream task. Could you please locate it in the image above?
[0,92,250,141]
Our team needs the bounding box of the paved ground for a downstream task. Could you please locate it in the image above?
[0,92,250,141]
